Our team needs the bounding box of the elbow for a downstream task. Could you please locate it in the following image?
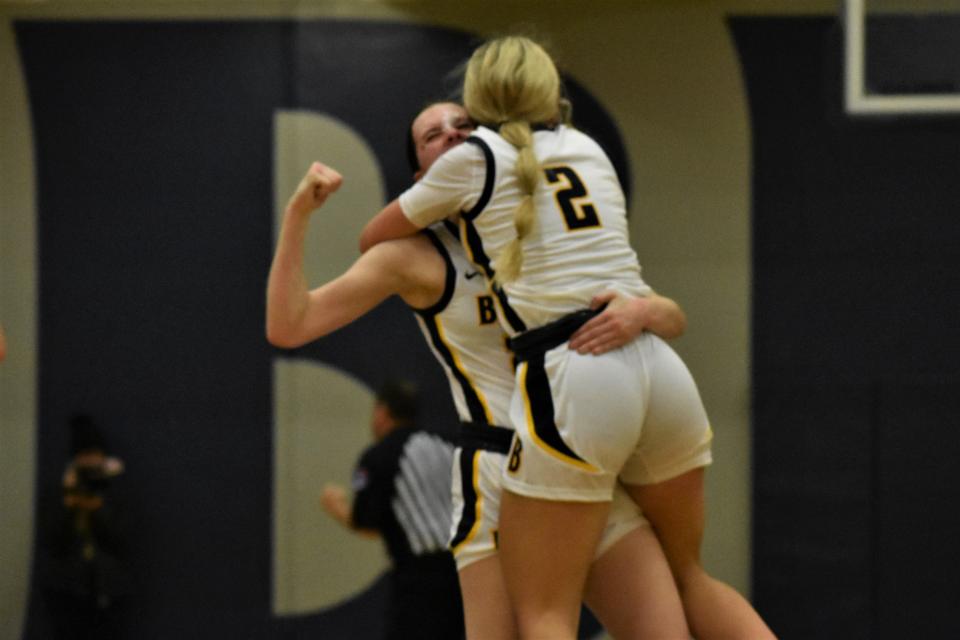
[669,309,688,339]
[651,300,687,340]
[358,226,374,254]
[266,322,305,349]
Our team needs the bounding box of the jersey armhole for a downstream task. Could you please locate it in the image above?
[409,228,456,316]
[461,136,495,221]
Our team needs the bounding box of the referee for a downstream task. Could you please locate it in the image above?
[321,379,464,639]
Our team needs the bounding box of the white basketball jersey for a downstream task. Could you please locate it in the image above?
[401,124,651,335]
[412,223,515,427]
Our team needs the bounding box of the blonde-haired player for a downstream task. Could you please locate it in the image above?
[269,100,693,638]
[360,37,775,640]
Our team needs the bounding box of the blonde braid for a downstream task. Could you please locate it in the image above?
[494,120,538,283]
[463,35,562,284]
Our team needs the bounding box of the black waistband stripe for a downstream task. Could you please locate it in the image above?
[508,307,603,362]
[523,353,590,465]
[458,421,514,454]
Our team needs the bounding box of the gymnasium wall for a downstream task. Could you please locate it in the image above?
[732,15,960,637]
[0,1,790,636]
[3,1,956,638]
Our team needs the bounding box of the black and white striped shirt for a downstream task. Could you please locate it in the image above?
[351,426,454,563]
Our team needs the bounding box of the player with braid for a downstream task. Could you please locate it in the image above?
[268,101,691,638]
[359,36,775,640]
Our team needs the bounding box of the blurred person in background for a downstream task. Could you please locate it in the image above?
[321,379,465,640]
[39,414,130,640]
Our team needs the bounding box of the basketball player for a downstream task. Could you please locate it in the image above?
[357,37,775,640]
[267,101,689,638]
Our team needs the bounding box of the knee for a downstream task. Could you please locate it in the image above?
[669,559,708,593]
[515,610,577,640]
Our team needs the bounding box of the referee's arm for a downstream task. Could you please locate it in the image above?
[320,483,380,539]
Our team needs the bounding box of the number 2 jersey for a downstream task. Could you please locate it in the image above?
[399,124,652,335]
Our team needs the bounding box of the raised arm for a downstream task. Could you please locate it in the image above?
[266,162,341,344]
[267,163,443,348]
[266,163,402,348]
[567,290,687,355]
[358,199,421,253]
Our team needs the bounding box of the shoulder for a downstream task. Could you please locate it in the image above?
[545,126,616,173]
[400,429,455,460]
[552,125,604,151]
[376,233,448,308]
[354,444,381,478]
[357,430,406,470]
[360,233,440,278]
[363,232,434,261]
[471,125,500,142]
[470,126,514,156]
[379,426,419,453]
[430,135,488,174]
[407,428,455,448]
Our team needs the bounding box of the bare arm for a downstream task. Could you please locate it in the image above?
[320,484,379,538]
[266,162,342,346]
[266,163,431,348]
[358,199,421,253]
[567,291,687,355]
[267,243,411,348]
[360,141,483,252]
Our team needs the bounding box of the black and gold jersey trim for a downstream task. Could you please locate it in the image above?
[462,136,495,221]
[421,316,490,424]
[492,285,527,334]
[521,353,594,470]
[442,219,460,239]
[411,228,456,316]
[450,447,481,552]
[458,135,526,334]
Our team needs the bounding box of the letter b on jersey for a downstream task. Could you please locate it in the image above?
[477,295,497,325]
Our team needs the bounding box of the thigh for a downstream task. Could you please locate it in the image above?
[498,490,611,639]
[458,555,516,640]
[620,335,713,485]
[584,524,689,640]
[624,467,707,574]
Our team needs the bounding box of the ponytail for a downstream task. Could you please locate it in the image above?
[494,120,539,283]
[463,36,562,284]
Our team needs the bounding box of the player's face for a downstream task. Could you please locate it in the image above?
[410,103,474,177]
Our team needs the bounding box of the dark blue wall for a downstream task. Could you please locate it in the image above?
[731,16,960,639]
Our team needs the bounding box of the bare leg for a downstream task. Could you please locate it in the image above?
[625,468,776,640]
[498,490,610,640]
[583,524,689,639]
[458,555,518,640]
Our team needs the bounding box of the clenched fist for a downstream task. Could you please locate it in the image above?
[285,161,344,217]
